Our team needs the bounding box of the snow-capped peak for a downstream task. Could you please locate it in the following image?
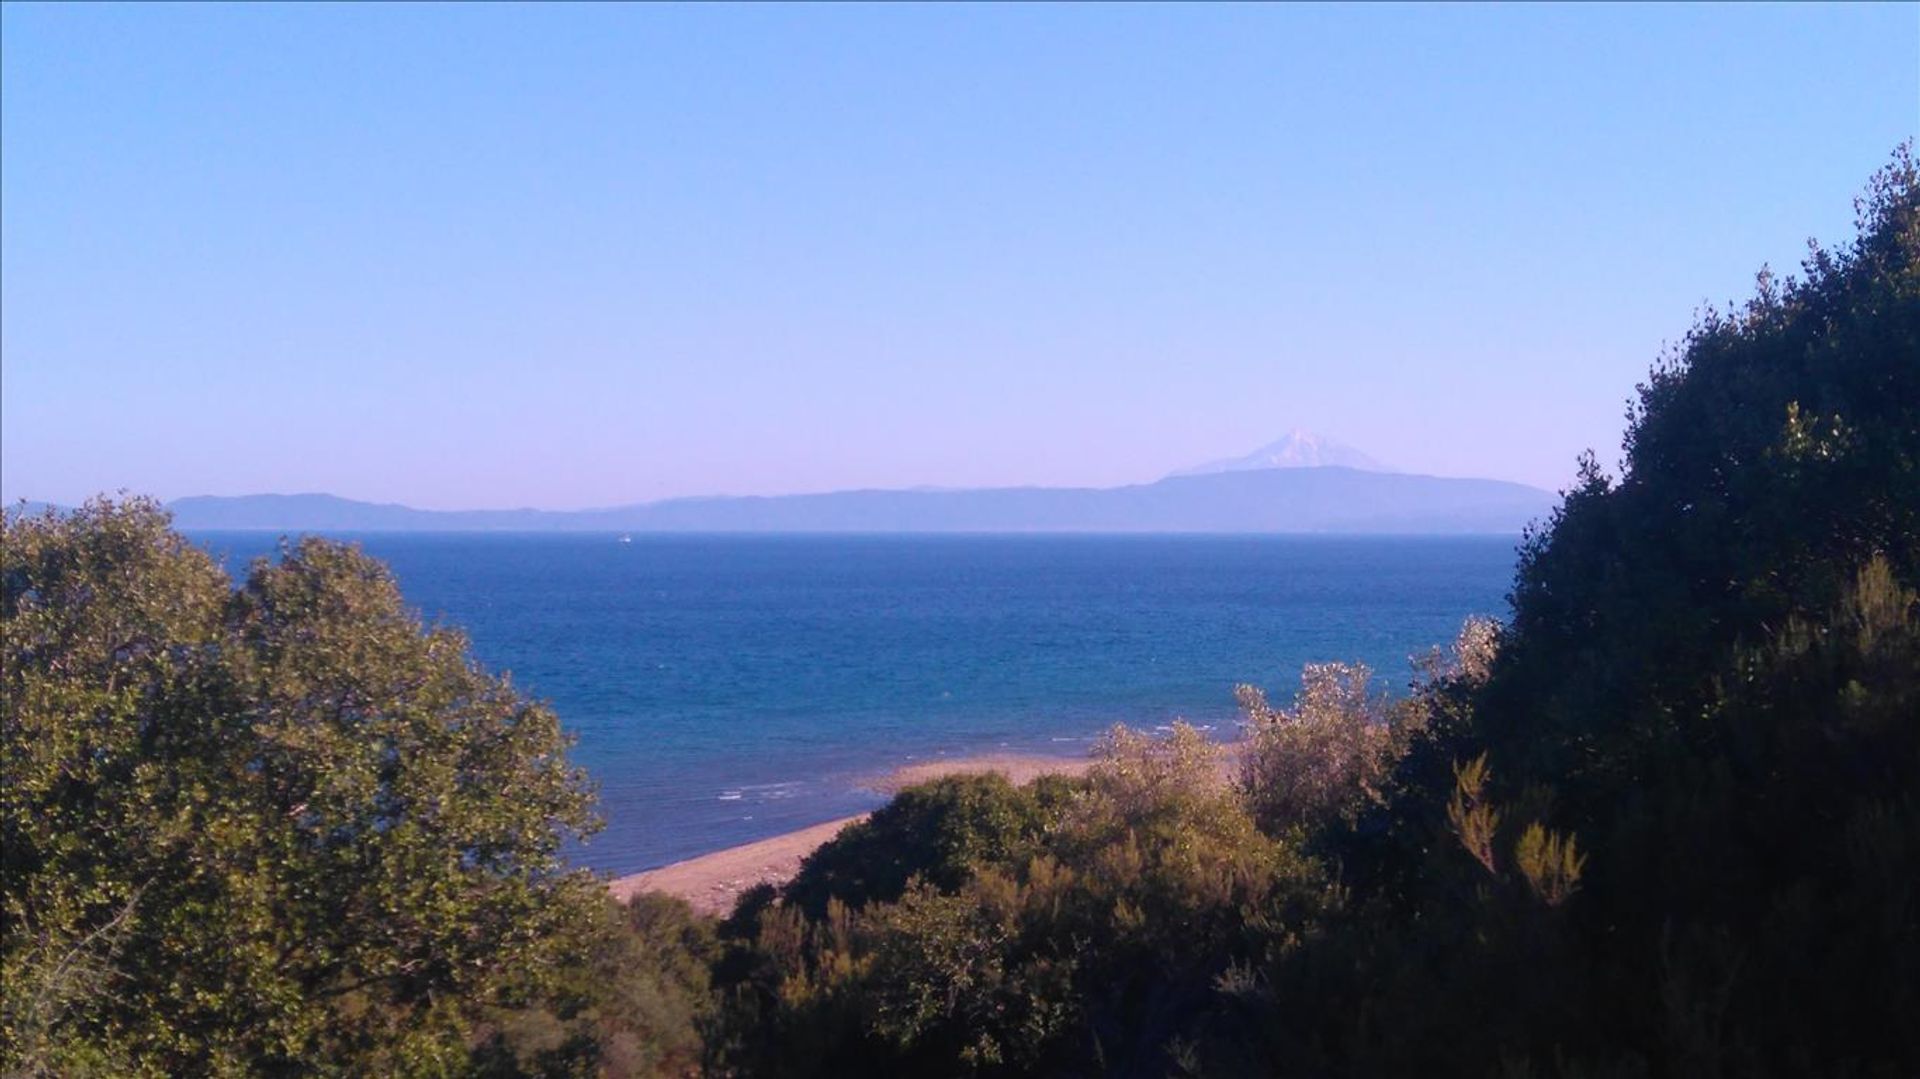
[1170,430,1391,477]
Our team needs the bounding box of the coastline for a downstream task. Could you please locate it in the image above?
[608,751,1093,916]
[862,749,1093,795]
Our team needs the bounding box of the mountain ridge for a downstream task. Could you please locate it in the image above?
[48,467,1563,534]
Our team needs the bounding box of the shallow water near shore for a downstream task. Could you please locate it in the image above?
[191,532,1519,873]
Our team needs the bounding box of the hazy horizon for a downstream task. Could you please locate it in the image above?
[15,431,1556,514]
[4,6,1915,510]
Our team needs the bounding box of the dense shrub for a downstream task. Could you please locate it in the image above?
[1236,661,1399,835]
[782,773,1074,918]
[705,724,1326,1076]
[473,892,718,1078]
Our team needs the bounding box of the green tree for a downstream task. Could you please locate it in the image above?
[1233,145,1920,1077]
[2,498,603,1076]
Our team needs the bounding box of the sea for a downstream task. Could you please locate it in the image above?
[188,533,1520,874]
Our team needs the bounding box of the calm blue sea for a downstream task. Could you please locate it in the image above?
[188,533,1519,873]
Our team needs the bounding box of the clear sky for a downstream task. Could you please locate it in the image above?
[3,4,1915,509]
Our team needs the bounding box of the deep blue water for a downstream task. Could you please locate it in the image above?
[189,533,1519,873]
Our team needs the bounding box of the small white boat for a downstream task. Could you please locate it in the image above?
[617,533,633,544]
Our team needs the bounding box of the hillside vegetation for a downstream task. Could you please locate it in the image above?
[3,149,1915,1076]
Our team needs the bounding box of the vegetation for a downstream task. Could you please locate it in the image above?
[4,147,1914,1075]
[694,146,1920,1075]
[0,507,708,1077]
[471,891,717,1078]
[704,723,1315,1076]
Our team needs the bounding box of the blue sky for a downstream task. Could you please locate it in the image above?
[3,4,1914,509]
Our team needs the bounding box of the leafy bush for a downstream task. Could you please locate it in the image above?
[782,773,1073,918]
[706,725,1326,1076]
[1236,662,1399,835]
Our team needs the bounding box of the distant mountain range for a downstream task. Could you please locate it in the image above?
[7,436,1558,535]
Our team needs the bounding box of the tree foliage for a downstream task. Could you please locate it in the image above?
[1236,661,1399,835]
[2,499,603,1076]
[1242,143,1920,1075]
[472,892,718,1079]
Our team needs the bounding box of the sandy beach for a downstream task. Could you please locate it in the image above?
[608,751,1092,915]
[863,750,1093,794]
